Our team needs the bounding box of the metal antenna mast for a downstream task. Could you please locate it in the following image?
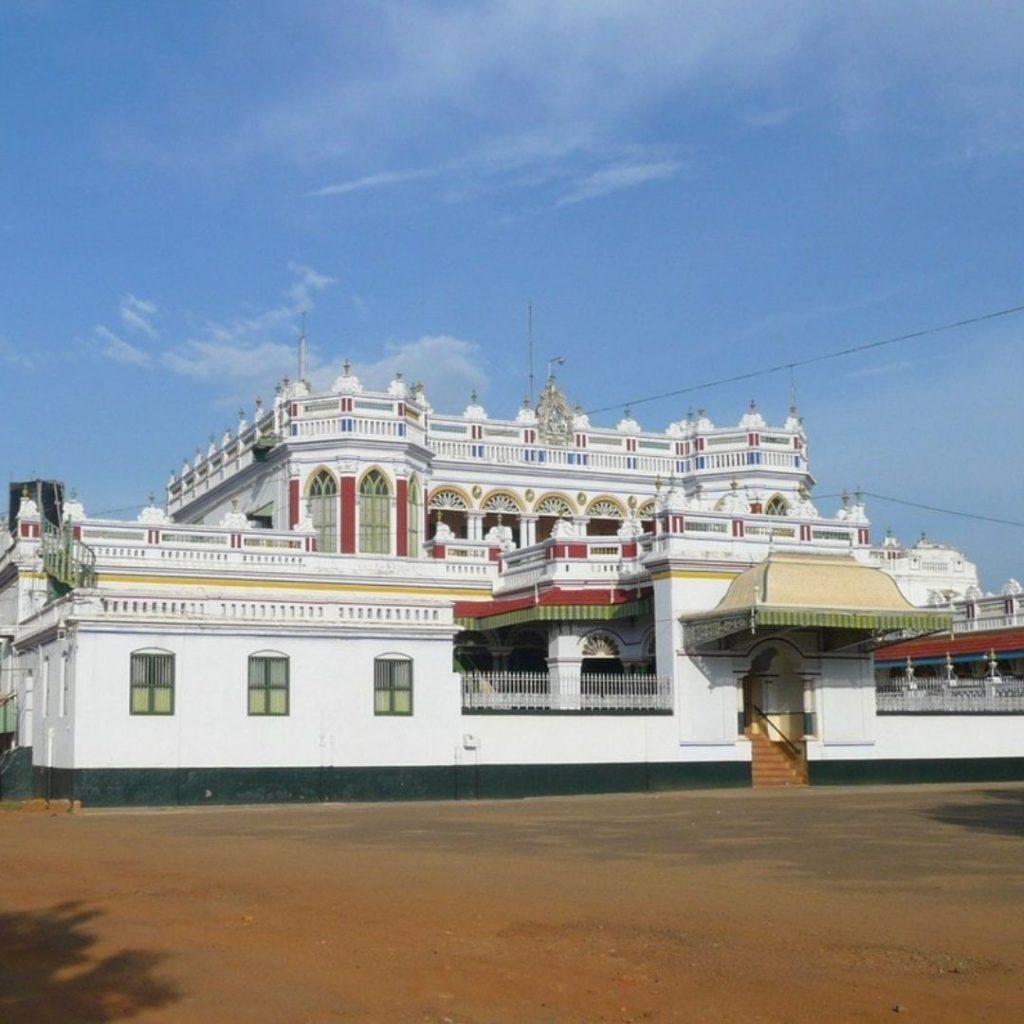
[528,304,535,406]
[298,311,308,384]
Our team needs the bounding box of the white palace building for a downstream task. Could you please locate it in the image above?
[2,360,1022,805]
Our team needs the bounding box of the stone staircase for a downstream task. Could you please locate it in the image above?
[748,728,808,787]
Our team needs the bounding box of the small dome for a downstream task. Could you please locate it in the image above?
[617,407,640,433]
[332,359,363,394]
[738,399,766,430]
[516,398,538,425]
[694,408,714,432]
[1002,578,1022,596]
[463,391,487,420]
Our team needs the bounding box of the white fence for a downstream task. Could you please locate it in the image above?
[461,671,672,712]
[876,674,1024,713]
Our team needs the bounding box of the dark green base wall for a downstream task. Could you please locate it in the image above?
[22,760,750,808]
[810,757,1024,786]
[11,755,1024,807]
[0,747,34,801]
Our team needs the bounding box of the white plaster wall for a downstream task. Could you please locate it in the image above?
[807,657,877,760]
[675,655,743,752]
[461,713,698,766]
[19,636,76,768]
[69,626,462,770]
[874,714,1024,760]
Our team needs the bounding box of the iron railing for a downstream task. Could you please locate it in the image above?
[876,674,1024,713]
[461,671,672,712]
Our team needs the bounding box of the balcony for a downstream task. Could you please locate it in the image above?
[461,671,672,713]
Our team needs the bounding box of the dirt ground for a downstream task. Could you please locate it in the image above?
[2,784,1024,1024]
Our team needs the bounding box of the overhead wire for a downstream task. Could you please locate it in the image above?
[585,300,1024,416]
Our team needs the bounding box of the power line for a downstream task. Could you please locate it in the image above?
[586,301,1024,416]
[860,491,1024,529]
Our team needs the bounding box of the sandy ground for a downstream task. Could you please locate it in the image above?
[2,783,1024,1023]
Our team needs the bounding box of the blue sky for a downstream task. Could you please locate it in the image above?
[2,1,1023,589]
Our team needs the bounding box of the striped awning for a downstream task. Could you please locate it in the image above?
[456,596,651,632]
[680,553,952,648]
[753,607,950,632]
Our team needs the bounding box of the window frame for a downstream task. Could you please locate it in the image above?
[247,653,290,717]
[359,469,391,555]
[374,655,413,716]
[130,650,175,716]
[308,469,339,553]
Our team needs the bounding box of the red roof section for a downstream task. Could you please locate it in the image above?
[877,628,1024,663]
[454,585,649,621]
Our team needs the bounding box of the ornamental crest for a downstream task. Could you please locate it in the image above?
[536,378,573,446]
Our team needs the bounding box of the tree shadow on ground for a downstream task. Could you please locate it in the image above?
[926,787,1024,839]
[0,901,179,1023]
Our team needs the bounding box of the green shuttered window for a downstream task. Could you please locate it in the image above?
[374,656,413,716]
[359,470,390,554]
[248,654,290,716]
[130,651,175,715]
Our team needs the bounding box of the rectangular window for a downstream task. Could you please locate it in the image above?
[374,657,413,716]
[130,652,175,715]
[248,655,290,716]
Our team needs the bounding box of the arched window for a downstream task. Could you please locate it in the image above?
[408,475,422,559]
[130,649,175,715]
[248,652,289,716]
[359,470,391,554]
[764,494,789,516]
[308,469,338,553]
[374,655,413,715]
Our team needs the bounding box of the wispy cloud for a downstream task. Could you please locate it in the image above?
[311,335,489,415]
[119,294,158,339]
[161,339,297,382]
[93,325,153,367]
[89,263,336,388]
[307,167,443,197]
[0,337,36,370]
[556,157,682,206]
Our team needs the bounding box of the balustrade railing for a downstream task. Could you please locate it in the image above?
[461,671,672,712]
[876,673,1024,712]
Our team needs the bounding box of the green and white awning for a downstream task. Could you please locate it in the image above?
[681,553,952,649]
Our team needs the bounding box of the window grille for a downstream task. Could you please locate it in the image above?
[309,470,338,553]
[248,655,289,715]
[130,651,175,715]
[359,470,391,554]
[374,656,413,715]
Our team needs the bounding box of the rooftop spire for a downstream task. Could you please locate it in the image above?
[298,311,308,385]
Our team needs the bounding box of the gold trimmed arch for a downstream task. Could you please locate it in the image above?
[480,489,523,513]
[428,485,472,510]
[585,495,626,519]
[533,492,575,516]
[580,630,623,657]
[305,466,338,553]
[303,465,338,496]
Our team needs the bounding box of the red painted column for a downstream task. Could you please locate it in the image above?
[340,476,356,553]
[396,478,408,557]
[288,478,300,529]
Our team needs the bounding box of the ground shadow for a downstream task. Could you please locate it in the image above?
[926,787,1024,838]
[0,901,179,1023]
